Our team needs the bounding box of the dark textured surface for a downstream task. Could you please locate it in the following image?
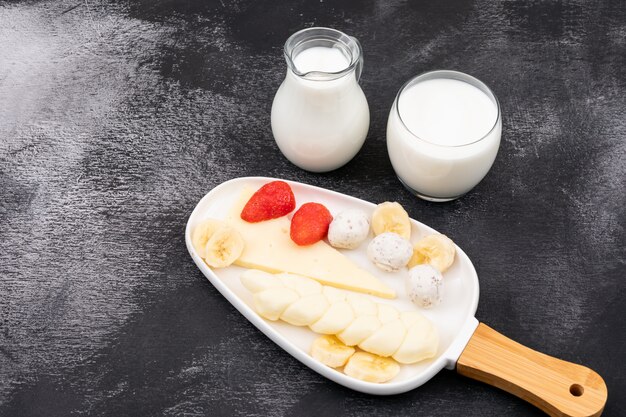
[1,0,625,416]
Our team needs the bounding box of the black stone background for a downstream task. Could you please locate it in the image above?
[1,0,625,416]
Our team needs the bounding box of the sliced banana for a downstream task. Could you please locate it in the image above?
[344,352,400,383]
[408,234,456,272]
[310,335,355,368]
[240,269,284,293]
[204,225,245,268]
[280,293,329,326]
[253,288,299,321]
[191,218,226,257]
[371,202,412,240]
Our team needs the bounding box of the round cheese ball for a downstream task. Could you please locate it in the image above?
[366,232,413,272]
[328,209,370,249]
[406,264,444,308]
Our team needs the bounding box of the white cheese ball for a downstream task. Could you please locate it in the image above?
[406,264,444,308]
[366,232,413,272]
[328,209,370,249]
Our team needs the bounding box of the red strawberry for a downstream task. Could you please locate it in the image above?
[241,181,296,222]
[290,202,333,246]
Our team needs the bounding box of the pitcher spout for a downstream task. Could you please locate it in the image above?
[284,27,363,82]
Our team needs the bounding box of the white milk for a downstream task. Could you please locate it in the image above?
[272,45,369,172]
[387,73,501,200]
[292,46,350,73]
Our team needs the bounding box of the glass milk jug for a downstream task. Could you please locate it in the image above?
[271,27,369,172]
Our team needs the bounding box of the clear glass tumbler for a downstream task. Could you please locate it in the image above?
[386,70,501,202]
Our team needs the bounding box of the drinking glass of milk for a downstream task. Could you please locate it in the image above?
[387,70,501,202]
[271,27,369,172]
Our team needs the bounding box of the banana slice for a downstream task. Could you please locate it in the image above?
[392,317,438,364]
[344,352,400,383]
[240,270,284,293]
[253,288,299,321]
[337,315,381,346]
[204,225,245,268]
[280,293,329,326]
[408,234,456,272]
[309,301,355,334]
[371,202,412,240]
[310,335,355,368]
[191,218,226,257]
[359,319,406,357]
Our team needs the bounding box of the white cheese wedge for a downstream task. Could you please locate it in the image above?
[228,188,396,299]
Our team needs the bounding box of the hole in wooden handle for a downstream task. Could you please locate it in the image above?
[570,383,584,397]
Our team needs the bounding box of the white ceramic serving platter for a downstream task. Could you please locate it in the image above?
[185,177,480,395]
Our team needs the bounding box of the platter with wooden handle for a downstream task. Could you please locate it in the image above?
[186,177,608,416]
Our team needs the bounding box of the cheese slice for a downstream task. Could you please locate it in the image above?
[228,188,396,299]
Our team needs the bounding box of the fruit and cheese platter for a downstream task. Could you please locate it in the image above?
[186,176,479,395]
[186,176,607,415]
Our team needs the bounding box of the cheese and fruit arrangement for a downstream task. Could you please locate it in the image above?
[191,180,457,383]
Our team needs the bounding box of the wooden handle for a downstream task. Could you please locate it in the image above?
[457,323,607,417]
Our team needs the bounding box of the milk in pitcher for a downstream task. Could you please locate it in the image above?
[271,28,369,172]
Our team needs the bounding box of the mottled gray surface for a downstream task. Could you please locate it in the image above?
[0,0,624,416]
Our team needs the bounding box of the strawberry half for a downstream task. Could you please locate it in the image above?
[290,202,333,246]
[241,181,296,222]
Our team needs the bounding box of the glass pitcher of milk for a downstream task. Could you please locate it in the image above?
[271,27,369,172]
